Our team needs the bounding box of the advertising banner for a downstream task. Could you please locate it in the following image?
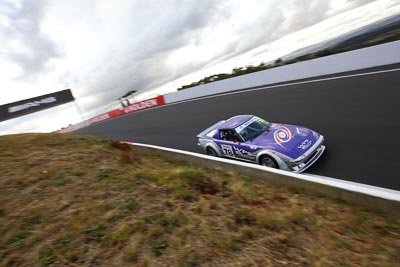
[123,95,165,114]
[0,89,75,122]
[88,95,165,125]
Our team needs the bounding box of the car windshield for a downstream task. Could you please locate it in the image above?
[236,117,270,142]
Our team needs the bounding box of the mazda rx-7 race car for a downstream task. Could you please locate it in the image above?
[197,115,325,173]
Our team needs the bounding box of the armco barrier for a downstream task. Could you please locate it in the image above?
[164,41,400,104]
[89,95,165,125]
[128,142,400,217]
[57,96,165,132]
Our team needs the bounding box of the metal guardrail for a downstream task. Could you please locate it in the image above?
[126,142,400,217]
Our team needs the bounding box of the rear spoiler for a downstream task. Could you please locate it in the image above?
[197,120,225,138]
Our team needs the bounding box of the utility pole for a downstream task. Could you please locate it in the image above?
[70,89,85,122]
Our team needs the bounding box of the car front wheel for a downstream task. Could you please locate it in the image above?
[206,147,218,157]
[260,155,278,169]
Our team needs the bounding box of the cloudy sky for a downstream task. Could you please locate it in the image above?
[0,0,399,134]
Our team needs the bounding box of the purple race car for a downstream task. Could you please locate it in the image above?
[197,115,325,173]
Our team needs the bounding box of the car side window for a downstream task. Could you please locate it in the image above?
[219,130,227,140]
[220,129,240,142]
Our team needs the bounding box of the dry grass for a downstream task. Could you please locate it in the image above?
[0,133,399,267]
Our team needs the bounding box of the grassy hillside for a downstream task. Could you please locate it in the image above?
[0,133,398,266]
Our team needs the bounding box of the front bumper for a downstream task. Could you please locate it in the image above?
[290,136,325,173]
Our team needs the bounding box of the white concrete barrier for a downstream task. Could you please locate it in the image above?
[164,41,400,103]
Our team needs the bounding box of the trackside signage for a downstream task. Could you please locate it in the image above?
[88,96,165,125]
[123,95,165,114]
[89,113,111,124]
[0,89,75,122]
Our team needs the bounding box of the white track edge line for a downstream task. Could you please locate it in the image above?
[126,142,400,202]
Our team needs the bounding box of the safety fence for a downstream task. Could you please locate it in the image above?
[56,95,165,132]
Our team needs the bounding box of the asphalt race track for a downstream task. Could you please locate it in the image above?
[75,64,400,190]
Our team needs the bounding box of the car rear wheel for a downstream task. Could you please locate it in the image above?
[206,147,218,157]
[260,155,278,169]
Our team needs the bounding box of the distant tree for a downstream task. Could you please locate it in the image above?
[315,49,333,57]
[232,67,241,74]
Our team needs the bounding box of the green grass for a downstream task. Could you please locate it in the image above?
[0,133,398,266]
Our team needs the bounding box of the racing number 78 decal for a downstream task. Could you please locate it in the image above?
[221,144,234,156]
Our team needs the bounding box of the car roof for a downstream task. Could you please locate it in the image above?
[218,115,254,129]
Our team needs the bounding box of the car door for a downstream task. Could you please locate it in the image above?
[215,129,236,158]
[231,141,257,161]
[216,129,255,161]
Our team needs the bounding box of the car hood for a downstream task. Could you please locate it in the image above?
[248,123,319,159]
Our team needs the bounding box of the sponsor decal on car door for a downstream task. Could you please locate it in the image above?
[232,144,255,160]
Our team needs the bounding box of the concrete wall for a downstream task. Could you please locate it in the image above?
[132,144,400,217]
[165,41,400,103]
